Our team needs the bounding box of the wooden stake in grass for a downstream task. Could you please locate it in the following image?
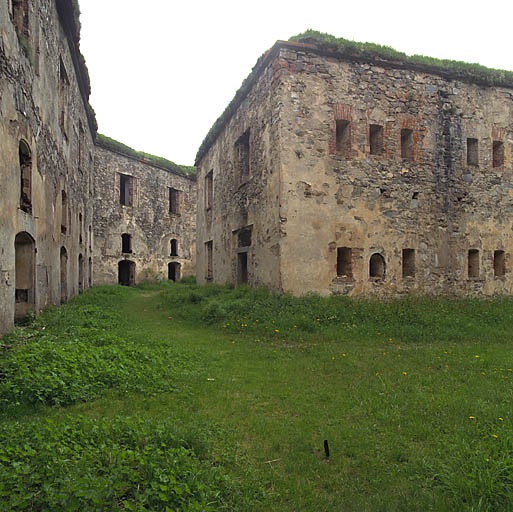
[324,439,330,461]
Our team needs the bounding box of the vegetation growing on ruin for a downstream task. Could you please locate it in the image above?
[290,30,513,86]
[97,133,196,176]
[196,29,513,165]
[3,283,513,510]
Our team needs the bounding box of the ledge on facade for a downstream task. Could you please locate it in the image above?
[195,30,513,166]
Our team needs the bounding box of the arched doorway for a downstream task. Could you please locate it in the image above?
[14,232,35,320]
[168,262,181,282]
[118,260,135,286]
[60,247,68,303]
[78,254,84,291]
[369,253,386,280]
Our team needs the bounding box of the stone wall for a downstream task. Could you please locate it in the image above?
[93,145,196,285]
[195,57,282,289]
[196,41,513,297]
[0,0,96,335]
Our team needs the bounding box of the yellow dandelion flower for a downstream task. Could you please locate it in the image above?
[274,329,279,333]
[475,355,480,358]
[469,416,475,420]
[499,417,504,421]
[376,372,380,376]
[491,434,498,438]
[402,372,407,376]
[482,372,486,376]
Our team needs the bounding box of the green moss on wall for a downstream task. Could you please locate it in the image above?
[96,134,196,177]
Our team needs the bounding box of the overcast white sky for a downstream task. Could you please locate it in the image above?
[79,0,513,166]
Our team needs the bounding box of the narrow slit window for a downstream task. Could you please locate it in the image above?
[467,138,478,166]
[170,239,178,256]
[401,129,414,160]
[402,249,415,278]
[169,187,180,214]
[19,140,32,214]
[61,190,68,234]
[336,247,352,277]
[369,125,383,155]
[336,120,350,155]
[494,250,505,278]
[121,234,132,254]
[493,141,504,168]
[205,170,213,209]
[235,131,250,183]
[468,249,479,278]
[237,252,248,285]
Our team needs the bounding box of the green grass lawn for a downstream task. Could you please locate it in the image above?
[2,283,513,511]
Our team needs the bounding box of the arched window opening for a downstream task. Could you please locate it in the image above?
[121,233,132,254]
[369,253,386,280]
[168,262,181,282]
[60,246,68,303]
[14,232,35,320]
[170,238,178,256]
[61,190,68,234]
[118,260,136,286]
[78,254,84,291]
[19,140,32,214]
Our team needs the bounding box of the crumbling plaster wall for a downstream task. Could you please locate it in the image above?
[93,145,196,285]
[196,62,282,289]
[0,0,95,335]
[276,46,513,296]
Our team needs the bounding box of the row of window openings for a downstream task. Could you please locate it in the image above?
[337,248,506,280]
[119,173,182,214]
[336,122,506,167]
[121,234,178,257]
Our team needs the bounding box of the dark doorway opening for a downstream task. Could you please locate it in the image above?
[237,252,248,285]
[118,260,136,286]
[60,246,68,303]
[78,253,84,291]
[14,232,35,320]
[168,262,181,282]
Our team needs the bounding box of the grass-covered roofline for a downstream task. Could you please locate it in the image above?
[96,134,196,178]
[195,30,513,165]
[55,0,97,134]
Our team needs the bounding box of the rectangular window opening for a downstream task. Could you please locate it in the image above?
[336,247,352,277]
[205,241,213,281]
[467,138,478,166]
[468,249,479,278]
[235,131,250,184]
[494,250,505,278]
[205,170,213,209]
[169,187,180,214]
[493,141,504,168]
[401,129,414,160]
[122,234,132,254]
[402,249,415,278]
[336,120,350,155]
[120,174,134,206]
[369,124,383,156]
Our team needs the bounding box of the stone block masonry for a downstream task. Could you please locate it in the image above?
[195,37,513,297]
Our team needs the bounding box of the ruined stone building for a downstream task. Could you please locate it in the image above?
[195,35,513,297]
[0,0,97,334]
[93,140,196,286]
[0,1,196,335]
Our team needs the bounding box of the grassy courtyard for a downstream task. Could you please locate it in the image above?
[1,282,513,511]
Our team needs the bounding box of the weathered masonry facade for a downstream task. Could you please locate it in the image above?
[0,0,96,335]
[93,145,196,286]
[195,40,513,297]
